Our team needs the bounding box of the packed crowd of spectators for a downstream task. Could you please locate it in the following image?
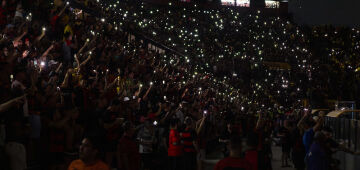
[1,0,360,170]
[103,0,316,108]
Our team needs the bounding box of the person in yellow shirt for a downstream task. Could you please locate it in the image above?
[68,136,109,170]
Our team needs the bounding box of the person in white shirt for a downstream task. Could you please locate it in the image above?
[137,119,156,170]
[11,70,28,117]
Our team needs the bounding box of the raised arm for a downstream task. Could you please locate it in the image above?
[181,88,188,99]
[13,31,27,47]
[196,116,206,135]
[58,4,67,16]
[256,112,263,130]
[134,83,143,97]
[40,44,54,59]
[13,31,27,43]
[160,111,172,124]
[55,63,63,73]
[48,63,63,85]
[79,55,92,68]
[297,110,310,130]
[313,115,324,132]
[61,69,73,88]
[154,103,162,116]
[104,70,109,91]
[74,54,80,69]
[105,77,119,91]
[142,85,152,100]
[35,28,46,41]
[0,95,26,113]
[76,40,90,56]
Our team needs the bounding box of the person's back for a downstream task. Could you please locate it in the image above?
[168,119,183,170]
[306,142,328,170]
[244,150,258,170]
[214,135,253,170]
[302,127,314,155]
[168,119,183,157]
[181,117,197,170]
[245,133,258,170]
[118,122,140,170]
[291,127,306,170]
[306,132,329,170]
[214,157,252,170]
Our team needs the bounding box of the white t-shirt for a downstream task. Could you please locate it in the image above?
[137,127,155,153]
[11,80,28,117]
[5,142,27,170]
[175,110,184,124]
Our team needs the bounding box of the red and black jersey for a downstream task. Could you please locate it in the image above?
[214,157,253,170]
[181,128,197,153]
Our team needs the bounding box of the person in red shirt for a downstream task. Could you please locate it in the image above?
[168,118,183,170]
[214,135,253,170]
[50,4,67,40]
[245,133,259,170]
[118,121,140,170]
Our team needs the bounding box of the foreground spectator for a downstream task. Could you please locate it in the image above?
[305,131,329,170]
[180,117,198,170]
[137,119,156,170]
[214,135,253,170]
[68,136,109,170]
[168,118,183,170]
[297,110,324,155]
[118,121,140,170]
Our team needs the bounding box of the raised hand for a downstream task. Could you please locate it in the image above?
[22,50,30,58]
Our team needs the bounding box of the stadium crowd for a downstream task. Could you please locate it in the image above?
[0,0,360,170]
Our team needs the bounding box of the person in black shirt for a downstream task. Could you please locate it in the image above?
[219,122,233,157]
[279,121,292,167]
[102,99,124,168]
[290,126,305,170]
[322,126,360,169]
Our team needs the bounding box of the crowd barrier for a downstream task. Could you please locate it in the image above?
[324,117,360,151]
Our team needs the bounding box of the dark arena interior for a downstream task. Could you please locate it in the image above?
[1,0,360,170]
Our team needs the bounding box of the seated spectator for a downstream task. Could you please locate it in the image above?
[68,135,109,170]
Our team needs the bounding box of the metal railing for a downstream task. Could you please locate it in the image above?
[325,117,359,151]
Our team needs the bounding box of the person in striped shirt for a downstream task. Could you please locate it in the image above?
[180,117,199,170]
